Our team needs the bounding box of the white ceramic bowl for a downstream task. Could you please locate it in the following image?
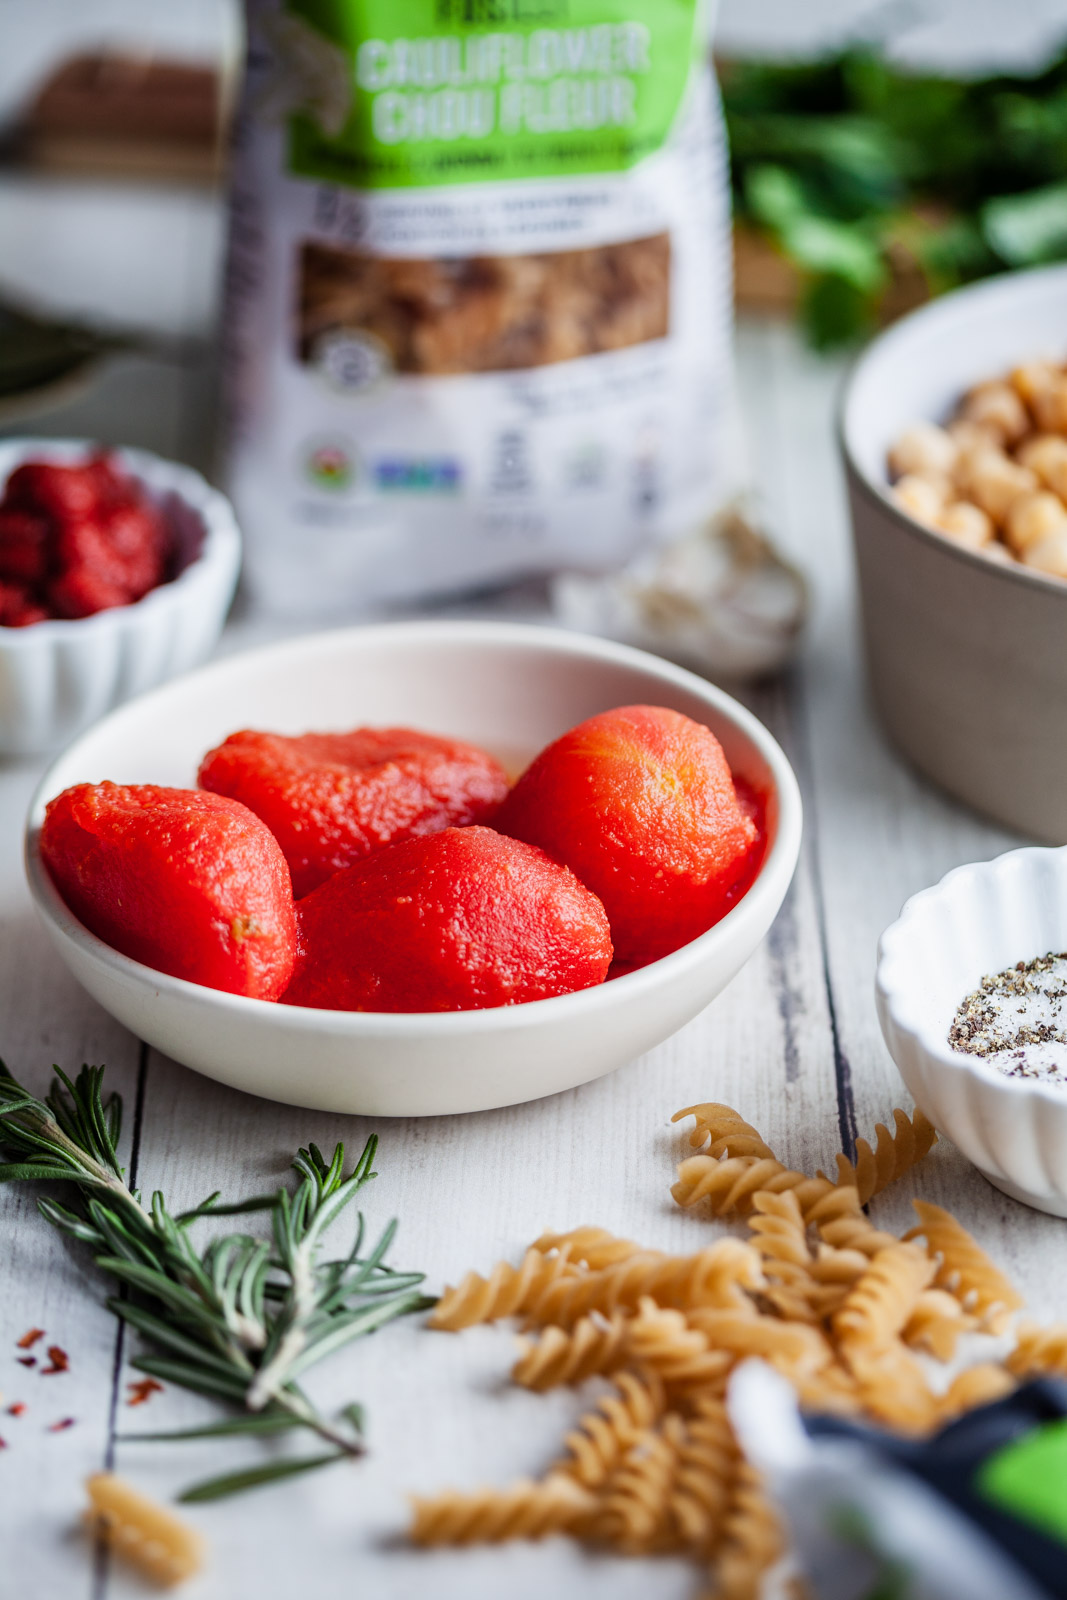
[25,621,802,1117]
[877,845,1067,1215]
[841,264,1067,841]
[0,439,241,756]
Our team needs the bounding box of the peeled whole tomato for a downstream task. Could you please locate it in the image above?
[40,783,297,999]
[282,825,613,1013]
[199,726,509,898]
[495,705,762,966]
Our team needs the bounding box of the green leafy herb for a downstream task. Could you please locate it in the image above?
[0,1061,432,1499]
[723,45,1067,346]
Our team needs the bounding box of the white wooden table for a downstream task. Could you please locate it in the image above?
[1,317,1060,1600]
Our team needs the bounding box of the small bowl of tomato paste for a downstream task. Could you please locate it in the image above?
[0,438,240,755]
[25,622,802,1117]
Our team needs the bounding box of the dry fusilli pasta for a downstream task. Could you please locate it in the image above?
[524,1238,765,1329]
[937,1363,1016,1422]
[821,1108,937,1205]
[709,1460,785,1600]
[84,1474,205,1587]
[553,1371,665,1489]
[429,1247,579,1330]
[626,1297,736,1390]
[687,1307,834,1380]
[414,1091,1042,1599]
[670,1398,739,1551]
[673,1103,779,1161]
[906,1201,1024,1332]
[903,1288,978,1361]
[583,1415,683,1553]
[411,1475,594,1544]
[833,1242,935,1346]
[532,1225,642,1270]
[512,1310,629,1390]
[1006,1320,1067,1379]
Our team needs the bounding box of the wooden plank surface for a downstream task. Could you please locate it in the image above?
[3,318,1062,1597]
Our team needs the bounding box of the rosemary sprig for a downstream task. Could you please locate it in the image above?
[0,1061,432,1499]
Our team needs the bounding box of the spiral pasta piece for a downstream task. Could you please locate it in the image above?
[84,1474,205,1587]
[672,1103,779,1161]
[1006,1320,1067,1379]
[524,1238,765,1329]
[554,1371,665,1489]
[937,1363,1015,1422]
[512,1310,629,1391]
[688,1307,835,1379]
[903,1289,977,1361]
[531,1226,642,1270]
[810,1243,871,1286]
[584,1416,683,1553]
[711,1461,785,1600]
[748,1190,811,1277]
[833,1242,935,1346]
[410,1475,595,1545]
[429,1247,580,1331]
[808,1186,899,1259]
[822,1108,938,1205]
[747,1190,819,1321]
[669,1397,739,1551]
[673,1154,819,1217]
[626,1298,736,1390]
[674,1155,898,1263]
[788,1360,863,1419]
[843,1337,939,1433]
[906,1202,1024,1332]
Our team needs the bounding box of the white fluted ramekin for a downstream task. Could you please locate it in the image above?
[0,440,241,756]
[877,846,1067,1216]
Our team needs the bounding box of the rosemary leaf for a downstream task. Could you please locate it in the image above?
[119,1413,305,1443]
[178,1452,345,1502]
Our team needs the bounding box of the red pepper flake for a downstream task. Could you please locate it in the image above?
[16,1356,36,1368]
[40,1345,69,1375]
[48,1417,75,1432]
[16,1328,44,1350]
[0,1437,7,1450]
[8,1403,26,1417]
[126,1378,164,1407]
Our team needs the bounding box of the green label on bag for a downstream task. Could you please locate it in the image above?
[283,0,702,189]
[977,1418,1067,1545]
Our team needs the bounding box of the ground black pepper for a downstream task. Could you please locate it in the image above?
[949,951,1067,1080]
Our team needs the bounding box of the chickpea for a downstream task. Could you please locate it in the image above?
[1004,490,1067,555]
[1011,362,1066,430]
[960,381,1030,446]
[1033,374,1067,436]
[1022,525,1067,580]
[978,539,1015,566]
[892,474,949,527]
[936,501,994,549]
[1015,434,1067,498]
[947,418,1001,454]
[955,447,1037,525]
[888,422,958,480]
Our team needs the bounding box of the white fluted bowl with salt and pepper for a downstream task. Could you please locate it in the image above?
[876,844,1067,1215]
[0,440,241,756]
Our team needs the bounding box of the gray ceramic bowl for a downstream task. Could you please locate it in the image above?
[840,264,1067,842]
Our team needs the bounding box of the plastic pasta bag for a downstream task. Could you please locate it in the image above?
[222,0,732,615]
[729,1362,1064,1600]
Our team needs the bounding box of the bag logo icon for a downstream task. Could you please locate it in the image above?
[312,328,393,394]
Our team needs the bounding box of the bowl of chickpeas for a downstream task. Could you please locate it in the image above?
[840,263,1067,842]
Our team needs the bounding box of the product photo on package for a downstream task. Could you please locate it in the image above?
[223,0,732,614]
